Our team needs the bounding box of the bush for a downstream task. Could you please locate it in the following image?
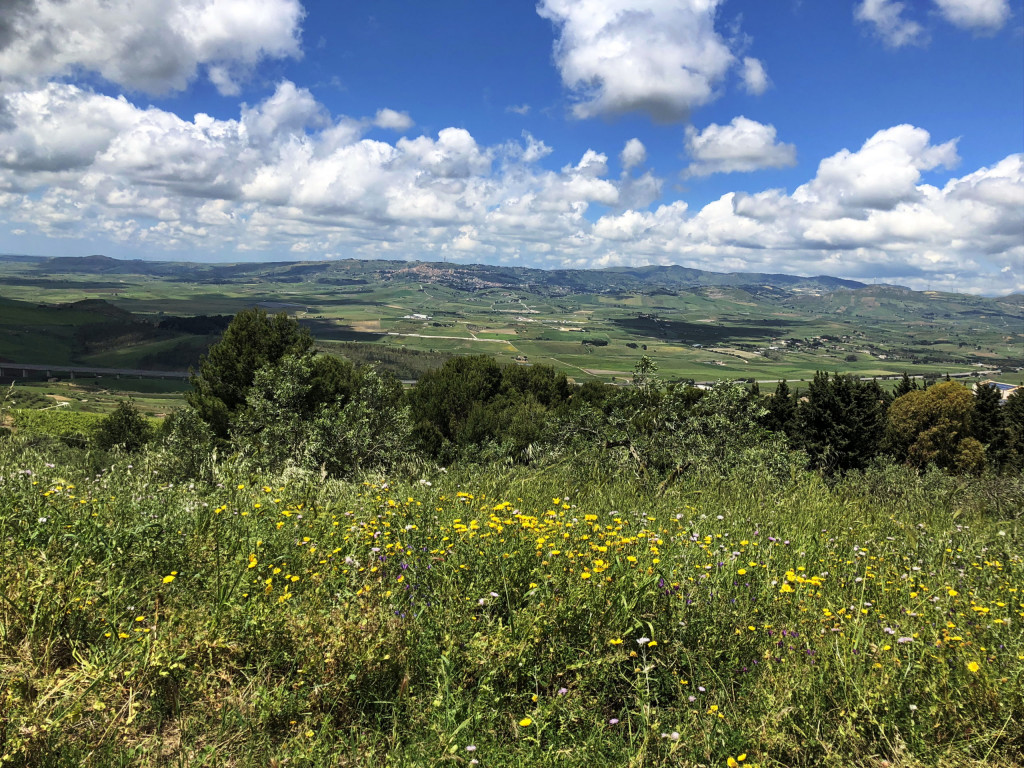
[232,353,410,478]
[157,406,216,480]
[886,380,979,472]
[94,399,153,453]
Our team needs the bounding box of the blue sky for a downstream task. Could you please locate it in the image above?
[0,0,1021,292]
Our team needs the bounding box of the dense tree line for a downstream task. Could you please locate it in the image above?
[156,314,233,334]
[88,308,1023,481]
[758,373,1023,475]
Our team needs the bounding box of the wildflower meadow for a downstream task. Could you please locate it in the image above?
[1,440,1021,767]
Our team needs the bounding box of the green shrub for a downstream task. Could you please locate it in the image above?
[157,405,216,480]
[94,399,153,453]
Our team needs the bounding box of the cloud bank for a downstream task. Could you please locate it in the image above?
[1,83,1020,293]
[0,0,304,94]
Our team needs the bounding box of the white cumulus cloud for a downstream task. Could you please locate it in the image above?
[800,124,959,212]
[855,0,924,47]
[856,0,1010,46]
[373,109,414,132]
[684,117,796,177]
[537,0,739,121]
[933,0,1011,31]
[620,138,647,170]
[741,57,770,95]
[0,0,304,95]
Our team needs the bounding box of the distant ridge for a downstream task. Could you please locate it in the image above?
[8,252,870,294]
[601,264,864,291]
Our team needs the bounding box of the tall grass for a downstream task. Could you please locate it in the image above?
[0,437,1021,767]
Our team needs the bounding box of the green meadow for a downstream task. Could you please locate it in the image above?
[1,441,1021,767]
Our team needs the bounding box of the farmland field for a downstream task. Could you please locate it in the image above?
[2,255,1022,390]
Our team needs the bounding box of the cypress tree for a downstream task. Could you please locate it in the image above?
[796,371,887,475]
[765,379,797,436]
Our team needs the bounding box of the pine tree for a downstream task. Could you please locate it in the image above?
[796,371,887,475]
[187,307,314,439]
[972,382,1004,448]
[894,372,918,398]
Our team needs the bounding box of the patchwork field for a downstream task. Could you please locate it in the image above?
[1,255,1022,390]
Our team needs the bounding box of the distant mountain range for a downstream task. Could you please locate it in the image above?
[1,252,868,295]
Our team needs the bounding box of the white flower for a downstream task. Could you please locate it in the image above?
[636,636,650,646]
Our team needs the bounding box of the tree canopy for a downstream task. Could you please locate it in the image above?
[187,306,314,439]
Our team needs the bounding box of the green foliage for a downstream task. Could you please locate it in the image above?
[94,398,153,453]
[796,372,889,475]
[886,380,982,473]
[409,355,571,463]
[187,306,314,439]
[409,355,503,458]
[994,388,1024,471]
[306,365,412,477]
[671,381,794,480]
[157,405,216,480]
[763,378,796,436]
[232,352,409,477]
[559,359,791,485]
[894,371,919,398]
[971,382,1004,446]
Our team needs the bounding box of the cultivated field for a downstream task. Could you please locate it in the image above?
[2,256,1022,388]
